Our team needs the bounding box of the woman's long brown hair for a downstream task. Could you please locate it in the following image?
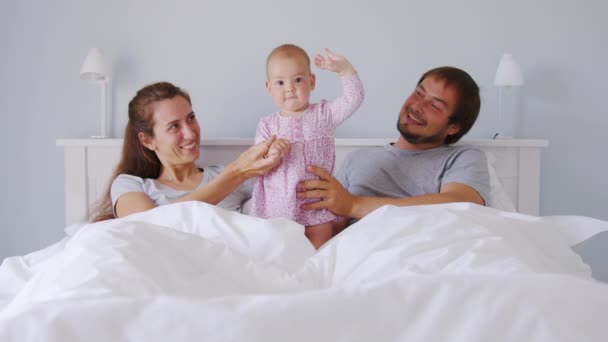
[91,82,191,222]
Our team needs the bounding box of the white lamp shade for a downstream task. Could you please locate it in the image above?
[80,48,107,81]
[494,54,524,87]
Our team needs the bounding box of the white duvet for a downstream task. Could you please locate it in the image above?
[1,202,607,341]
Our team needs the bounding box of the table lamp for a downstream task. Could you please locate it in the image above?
[493,53,524,139]
[80,48,109,138]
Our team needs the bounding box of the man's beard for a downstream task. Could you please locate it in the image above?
[396,117,445,145]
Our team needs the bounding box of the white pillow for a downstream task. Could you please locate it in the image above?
[485,151,517,212]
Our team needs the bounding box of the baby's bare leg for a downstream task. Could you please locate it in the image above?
[305,222,335,249]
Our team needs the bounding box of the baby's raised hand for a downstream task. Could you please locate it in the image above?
[314,48,356,76]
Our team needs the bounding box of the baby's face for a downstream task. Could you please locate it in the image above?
[265,55,315,116]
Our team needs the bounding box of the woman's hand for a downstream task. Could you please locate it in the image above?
[267,137,290,159]
[229,136,290,180]
[176,137,288,207]
[314,48,357,76]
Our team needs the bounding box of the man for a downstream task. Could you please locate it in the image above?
[297,66,490,224]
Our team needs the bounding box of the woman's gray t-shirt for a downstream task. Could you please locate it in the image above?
[110,165,253,215]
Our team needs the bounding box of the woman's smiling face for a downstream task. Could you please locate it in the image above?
[141,95,201,167]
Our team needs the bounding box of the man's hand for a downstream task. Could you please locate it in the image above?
[314,48,357,76]
[298,166,486,221]
[297,165,355,217]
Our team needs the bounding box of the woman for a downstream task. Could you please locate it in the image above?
[92,82,289,221]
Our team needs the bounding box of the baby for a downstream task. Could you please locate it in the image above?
[249,44,364,249]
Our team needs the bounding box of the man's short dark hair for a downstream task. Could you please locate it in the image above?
[418,67,480,144]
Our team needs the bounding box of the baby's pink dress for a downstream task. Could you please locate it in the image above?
[250,74,364,226]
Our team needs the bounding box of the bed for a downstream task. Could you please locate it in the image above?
[56,137,548,224]
[0,138,607,341]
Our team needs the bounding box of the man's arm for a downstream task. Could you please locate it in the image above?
[298,165,484,220]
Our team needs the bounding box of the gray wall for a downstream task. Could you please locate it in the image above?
[1,0,607,259]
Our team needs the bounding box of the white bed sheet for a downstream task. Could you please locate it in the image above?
[1,202,607,341]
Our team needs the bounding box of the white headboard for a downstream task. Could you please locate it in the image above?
[56,138,548,225]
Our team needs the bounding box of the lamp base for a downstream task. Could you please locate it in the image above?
[493,133,513,139]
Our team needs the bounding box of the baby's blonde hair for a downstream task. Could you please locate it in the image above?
[266,44,311,74]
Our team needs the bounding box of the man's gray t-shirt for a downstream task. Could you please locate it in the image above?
[336,144,491,205]
[110,165,254,215]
